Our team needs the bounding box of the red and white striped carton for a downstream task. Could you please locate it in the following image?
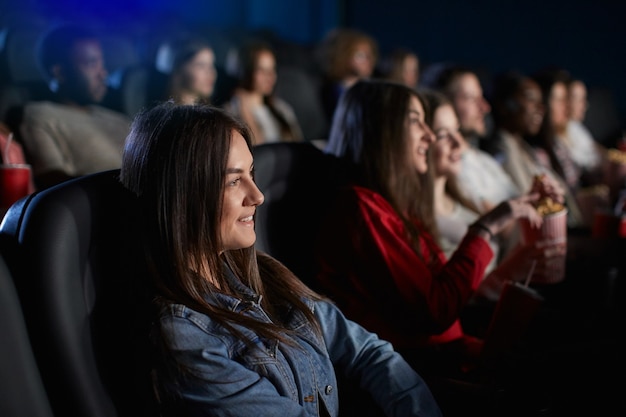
[519,208,568,284]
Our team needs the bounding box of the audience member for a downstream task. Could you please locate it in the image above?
[486,70,584,227]
[119,102,442,417]
[19,24,131,190]
[160,36,217,105]
[420,66,520,213]
[566,77,606,183]
[378,47,420,89]
[314,79,622,416]
[316,28,378,124]
[422,89,561,301]
[224,41,303,144]
[531,68,584,191]
[314,79,553,382]
[423,64,491,148]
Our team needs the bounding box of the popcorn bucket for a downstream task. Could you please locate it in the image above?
[519,208,568,284]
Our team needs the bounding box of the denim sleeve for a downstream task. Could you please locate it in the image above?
[160,314,311,417]
[314,301,442,417]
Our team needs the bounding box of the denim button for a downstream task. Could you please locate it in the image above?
[325,385,333,395]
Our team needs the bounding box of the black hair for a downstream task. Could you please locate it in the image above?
[36,24,99,80]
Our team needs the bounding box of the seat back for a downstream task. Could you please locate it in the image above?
[0,169,155,417]
[274,65,329,141]
[253,142,341,287]
[0,250,54,417]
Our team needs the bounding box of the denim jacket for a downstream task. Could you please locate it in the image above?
[159,267,441,417]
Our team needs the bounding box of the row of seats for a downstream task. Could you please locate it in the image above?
[0,17,331,141]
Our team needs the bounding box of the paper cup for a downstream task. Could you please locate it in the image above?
[575,185,610,229]
[591,210,626,239]
[519,208,568,284]
[0,164,32,211]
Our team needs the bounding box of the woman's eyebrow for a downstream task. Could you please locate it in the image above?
[226,167,244,174]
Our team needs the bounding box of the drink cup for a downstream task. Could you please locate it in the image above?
[575,185,610,229]
[480,281,544,367]
[0,164,32,212]
[592,210,626,239]
[519,208,568,284]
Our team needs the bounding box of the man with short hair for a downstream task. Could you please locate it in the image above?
[20,24,131,189]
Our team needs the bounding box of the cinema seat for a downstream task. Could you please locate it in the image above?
[0,169,156,417]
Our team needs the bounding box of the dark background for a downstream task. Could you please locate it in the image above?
[1,0,625,143]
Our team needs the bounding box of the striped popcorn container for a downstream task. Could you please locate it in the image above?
[519,208,568,284]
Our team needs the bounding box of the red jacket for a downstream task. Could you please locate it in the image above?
[314,185,493,349]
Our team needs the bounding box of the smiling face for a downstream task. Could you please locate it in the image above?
[220,131,265,252]
[64,39,108,104]
[405,95,435,174]
[431,104,465,178]
[451,73,491,137]
[513,78,545,136]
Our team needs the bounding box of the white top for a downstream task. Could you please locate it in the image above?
[565,120,601,169]
[436,201,499,275]
[20,101,131,177]
[253,105,281,143]
[456,146,520,212]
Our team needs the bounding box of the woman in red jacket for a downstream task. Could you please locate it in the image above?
[313,79,561,378]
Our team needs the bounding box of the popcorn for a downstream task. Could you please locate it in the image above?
[535,197,565,216]
[607,148,626,164]
[531,175,565,216]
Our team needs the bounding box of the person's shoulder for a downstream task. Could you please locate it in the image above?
[349,185,394,210]
[272,96,293,111]
[21,101,72,126]
[23,101,61,115]
[89,105,132,123]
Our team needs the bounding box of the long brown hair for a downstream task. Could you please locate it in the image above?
[120,103,321,345]
[165,36,214,105]
[325,79,437,263]
[236,41,300,141]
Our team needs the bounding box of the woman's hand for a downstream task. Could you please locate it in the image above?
[471,194,543,239]
[530,174,565,204]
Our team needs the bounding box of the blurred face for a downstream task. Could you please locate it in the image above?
[431,104,466,178]
[451,73,491,137]
[252,50,277,96]
[549,82,569,133]
[181,48,216,100]
[220,131,265,252]
[66,39,108,104]
[568,80,588,122]
[511,78,545,136]
[350,42,375,78]
[401,54,419,88]
[405,96,435,174]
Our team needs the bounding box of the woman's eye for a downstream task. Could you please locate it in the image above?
[228,178,241,186]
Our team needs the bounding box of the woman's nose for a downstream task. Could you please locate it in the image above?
[423,124,435,144]
[248,183,265,207]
